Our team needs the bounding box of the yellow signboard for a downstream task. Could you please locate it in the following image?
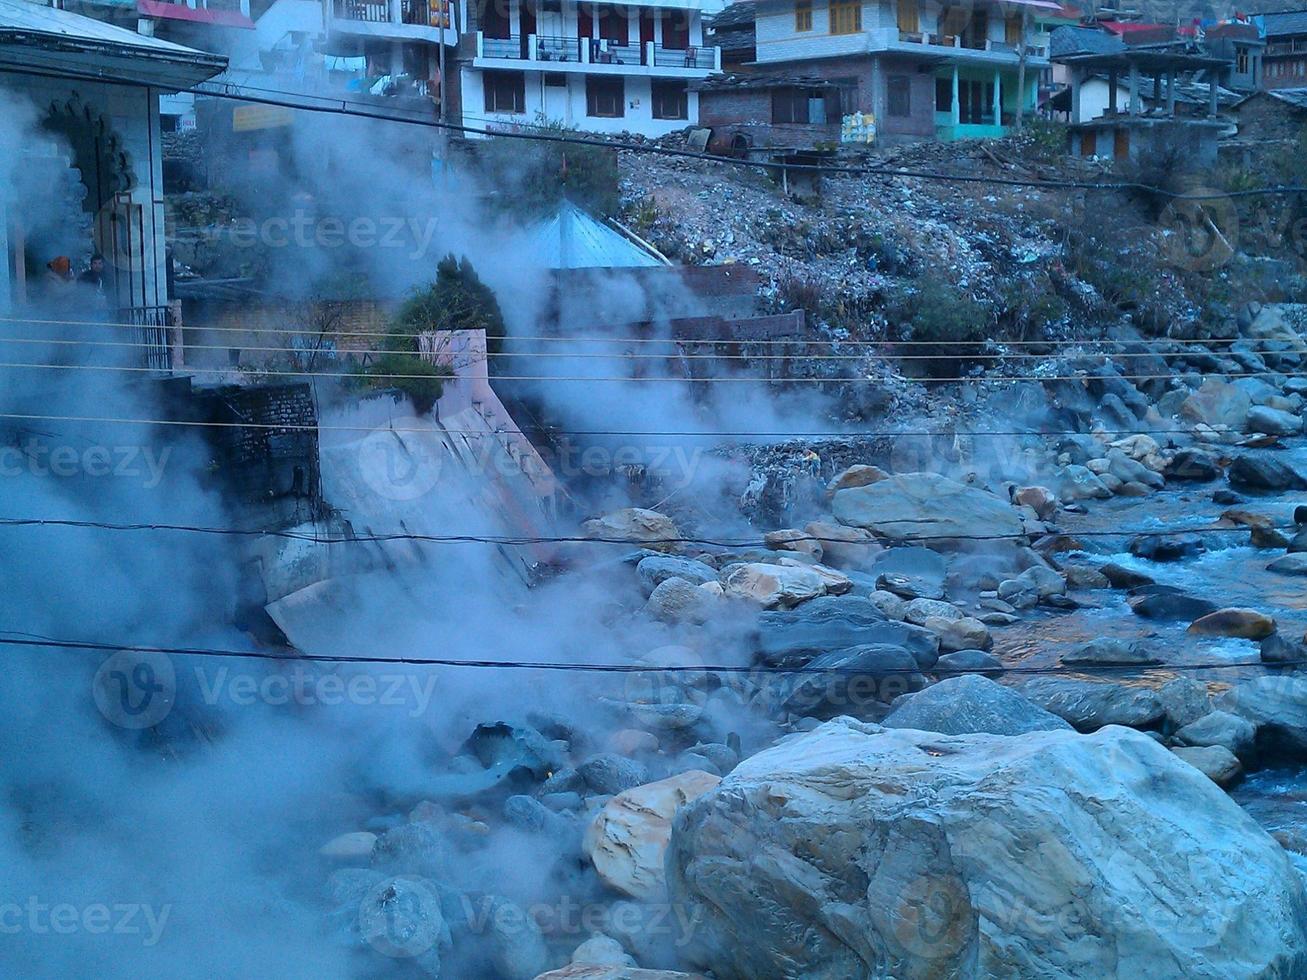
[233,104,295,132]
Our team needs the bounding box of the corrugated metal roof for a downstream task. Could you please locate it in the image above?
[0,0,202,53]
[1049,24,1125,57]
[525,201,668,270]
[1269,87,1307,109]
[1261,10,1307,37]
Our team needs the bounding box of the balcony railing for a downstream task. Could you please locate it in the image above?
[536,34,582,61]
[334,0,389,23]
[651,44,715,69]
[894,28,1045,58]
[122,305,175,371]
[401,0,450,26]
[1266,39,1307,56]
[475,32,719,70]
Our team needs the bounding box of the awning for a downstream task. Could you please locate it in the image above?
[137,0,254,30]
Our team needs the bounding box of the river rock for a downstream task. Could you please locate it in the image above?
[582,509,681,552]
[1100,562,1154,588]
[1170,744,1244,789]
[833,472,1023,544]
[826,463,888,495]
[636,556,717,595]
[926,616,992,653]
[1267,553,1307,575]
[883,675,1071,736]
[803,521,878,567]
[1062,564,1110,588]
[570,934,635,967]
[866,589,907,620]
[645,578,714,624]
[578,755,651,796]
[1013,485,1056,519]
[1180,379,1252,428]
[1129,533,1204,562]
[1058,464,1113,500]
[934,649,1004,675]
[320,831,377,861]
[1218,675,1307,759]
[1175,710,1258,759]
[859,620,941,668]
[773,556,852,595]
[1245,405,1303,436]
[755,595,886,664]
[1229,453,1307,491]
[1261,632,1307,664]
[666,719,1307,980]
[1128,591,1218,621]
[1164,448,1222,482]
[1158,677,1213,729]
[721,563,825,608]
[1018,677,1165,730]
[784,644,926,715]
[1062,638,1160,667]
[764,528,822,560]
[584,770,720,900]
[903,597,962,625]
[1188,608,1277,639]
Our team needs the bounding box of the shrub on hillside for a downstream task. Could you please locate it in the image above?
[886,278,991,379]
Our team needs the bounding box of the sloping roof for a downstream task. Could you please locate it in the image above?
[0,0,226,88]
[138,0,254,29]
[708,0,754,29]
[1260,10,1307,37]
[1050,24,1125,57]
[524,201,668,270]
[1269,87,1307,109]
[695,71,842,91]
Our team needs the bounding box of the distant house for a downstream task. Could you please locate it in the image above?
[1202,21,1264,92]
[1224,87,1307,166]
[707,0,757,68]
[1258,10,1307,89]
[0,0,226,358]
[695,72,852,150]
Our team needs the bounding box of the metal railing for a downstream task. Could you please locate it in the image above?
[536,34,581,61]
[481,33,524,59]
[590,40,643,65]
[122,305,174,371]
[334,0,389,22]
[651,44,714,68]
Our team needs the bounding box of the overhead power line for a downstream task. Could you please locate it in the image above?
[0,633,1295,676]
[0,409,1266,440]
[0,57,1302,199]
[0,516,1295,547]
[0,359,1293,385]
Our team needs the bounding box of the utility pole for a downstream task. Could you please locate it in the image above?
[1015,6,1030,129]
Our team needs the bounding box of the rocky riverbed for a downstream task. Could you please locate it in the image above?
[307,303,1307,978]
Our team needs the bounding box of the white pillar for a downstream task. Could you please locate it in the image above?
[993,67,1001,126]
[951,64,959,126]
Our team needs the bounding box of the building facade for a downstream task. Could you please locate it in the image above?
[1259,10,1307,89]
[748,0,1055,143]
[457,0,720,136]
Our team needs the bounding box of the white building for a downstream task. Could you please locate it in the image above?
[0,0,225,345]
[459,0,720,136]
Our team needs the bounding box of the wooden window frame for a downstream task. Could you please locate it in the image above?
[795,0,812,32]
[652,79,688,120]
[828,0,860,35]
[483,69,525,113]
[887,74,911,117]
[586,75,625,117]
[896,0,917,34]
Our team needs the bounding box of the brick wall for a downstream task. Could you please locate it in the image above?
[1231,93,1307,145]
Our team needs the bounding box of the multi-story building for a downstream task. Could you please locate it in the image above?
[1259,10,1307,89]
[321,0,457,109]
[457,0,721,136]
[745,0,1055,143]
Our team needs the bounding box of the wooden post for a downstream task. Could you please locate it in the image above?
[1015,6,1030,129]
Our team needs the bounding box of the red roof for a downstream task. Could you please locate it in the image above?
[137,0,254,29]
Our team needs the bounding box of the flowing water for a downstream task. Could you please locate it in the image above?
[988,460,1307,862]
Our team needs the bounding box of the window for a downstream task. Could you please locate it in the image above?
[483,69,525,113]
[887,74,911,117]
[596,4,628,43]
[586,75,624,116]
[1005,15,1022,45]
[652,79,688,119]
[938,5,968,42]
[896,0,917,34]
[663,11,690,48]
[544,72,567,86]
[829,0,860,35]
[935,76,951,110]
[771,86,842,123]
[795,0,812,31]
[1237,47,1250,73]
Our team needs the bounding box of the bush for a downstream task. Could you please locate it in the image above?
[476,118,619,219]
[365,352,450,415]
[885,278,991,379]
[391,254,507,353]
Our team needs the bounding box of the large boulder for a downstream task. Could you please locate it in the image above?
[1164,448,1222,482]
[755,595,886,665]
[582,509,681,552]
[881,675,1073,736]
[583,771,720,900]
[833,473,1023,544]
[636,555,717,595]
[666,719,1307,980]
[1170,744,1244,789]
[1218,675,1307,759]
[721,563,825,609]
[1018,677,1165,730]
[1180,379,1252,429]
[1229,454,1307,492]
[784,644,927,715]
[803,521,880,567]
[1188,608,1277,639]
[1245,405,1303,437]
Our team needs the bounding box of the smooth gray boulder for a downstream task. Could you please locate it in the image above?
[1175,710,1258,759]
[833,473,1023,543]
[1062,638,1160,667]
[784,644,926,715]
[755,595,886,665]
[666,719,1307,980]
[1018,677,1165,730]
[1218,675,1307,759]
[636,555,718,594]
[882,675,1073,736]
[1245,405,1303,436]
[934,649,1003,675]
